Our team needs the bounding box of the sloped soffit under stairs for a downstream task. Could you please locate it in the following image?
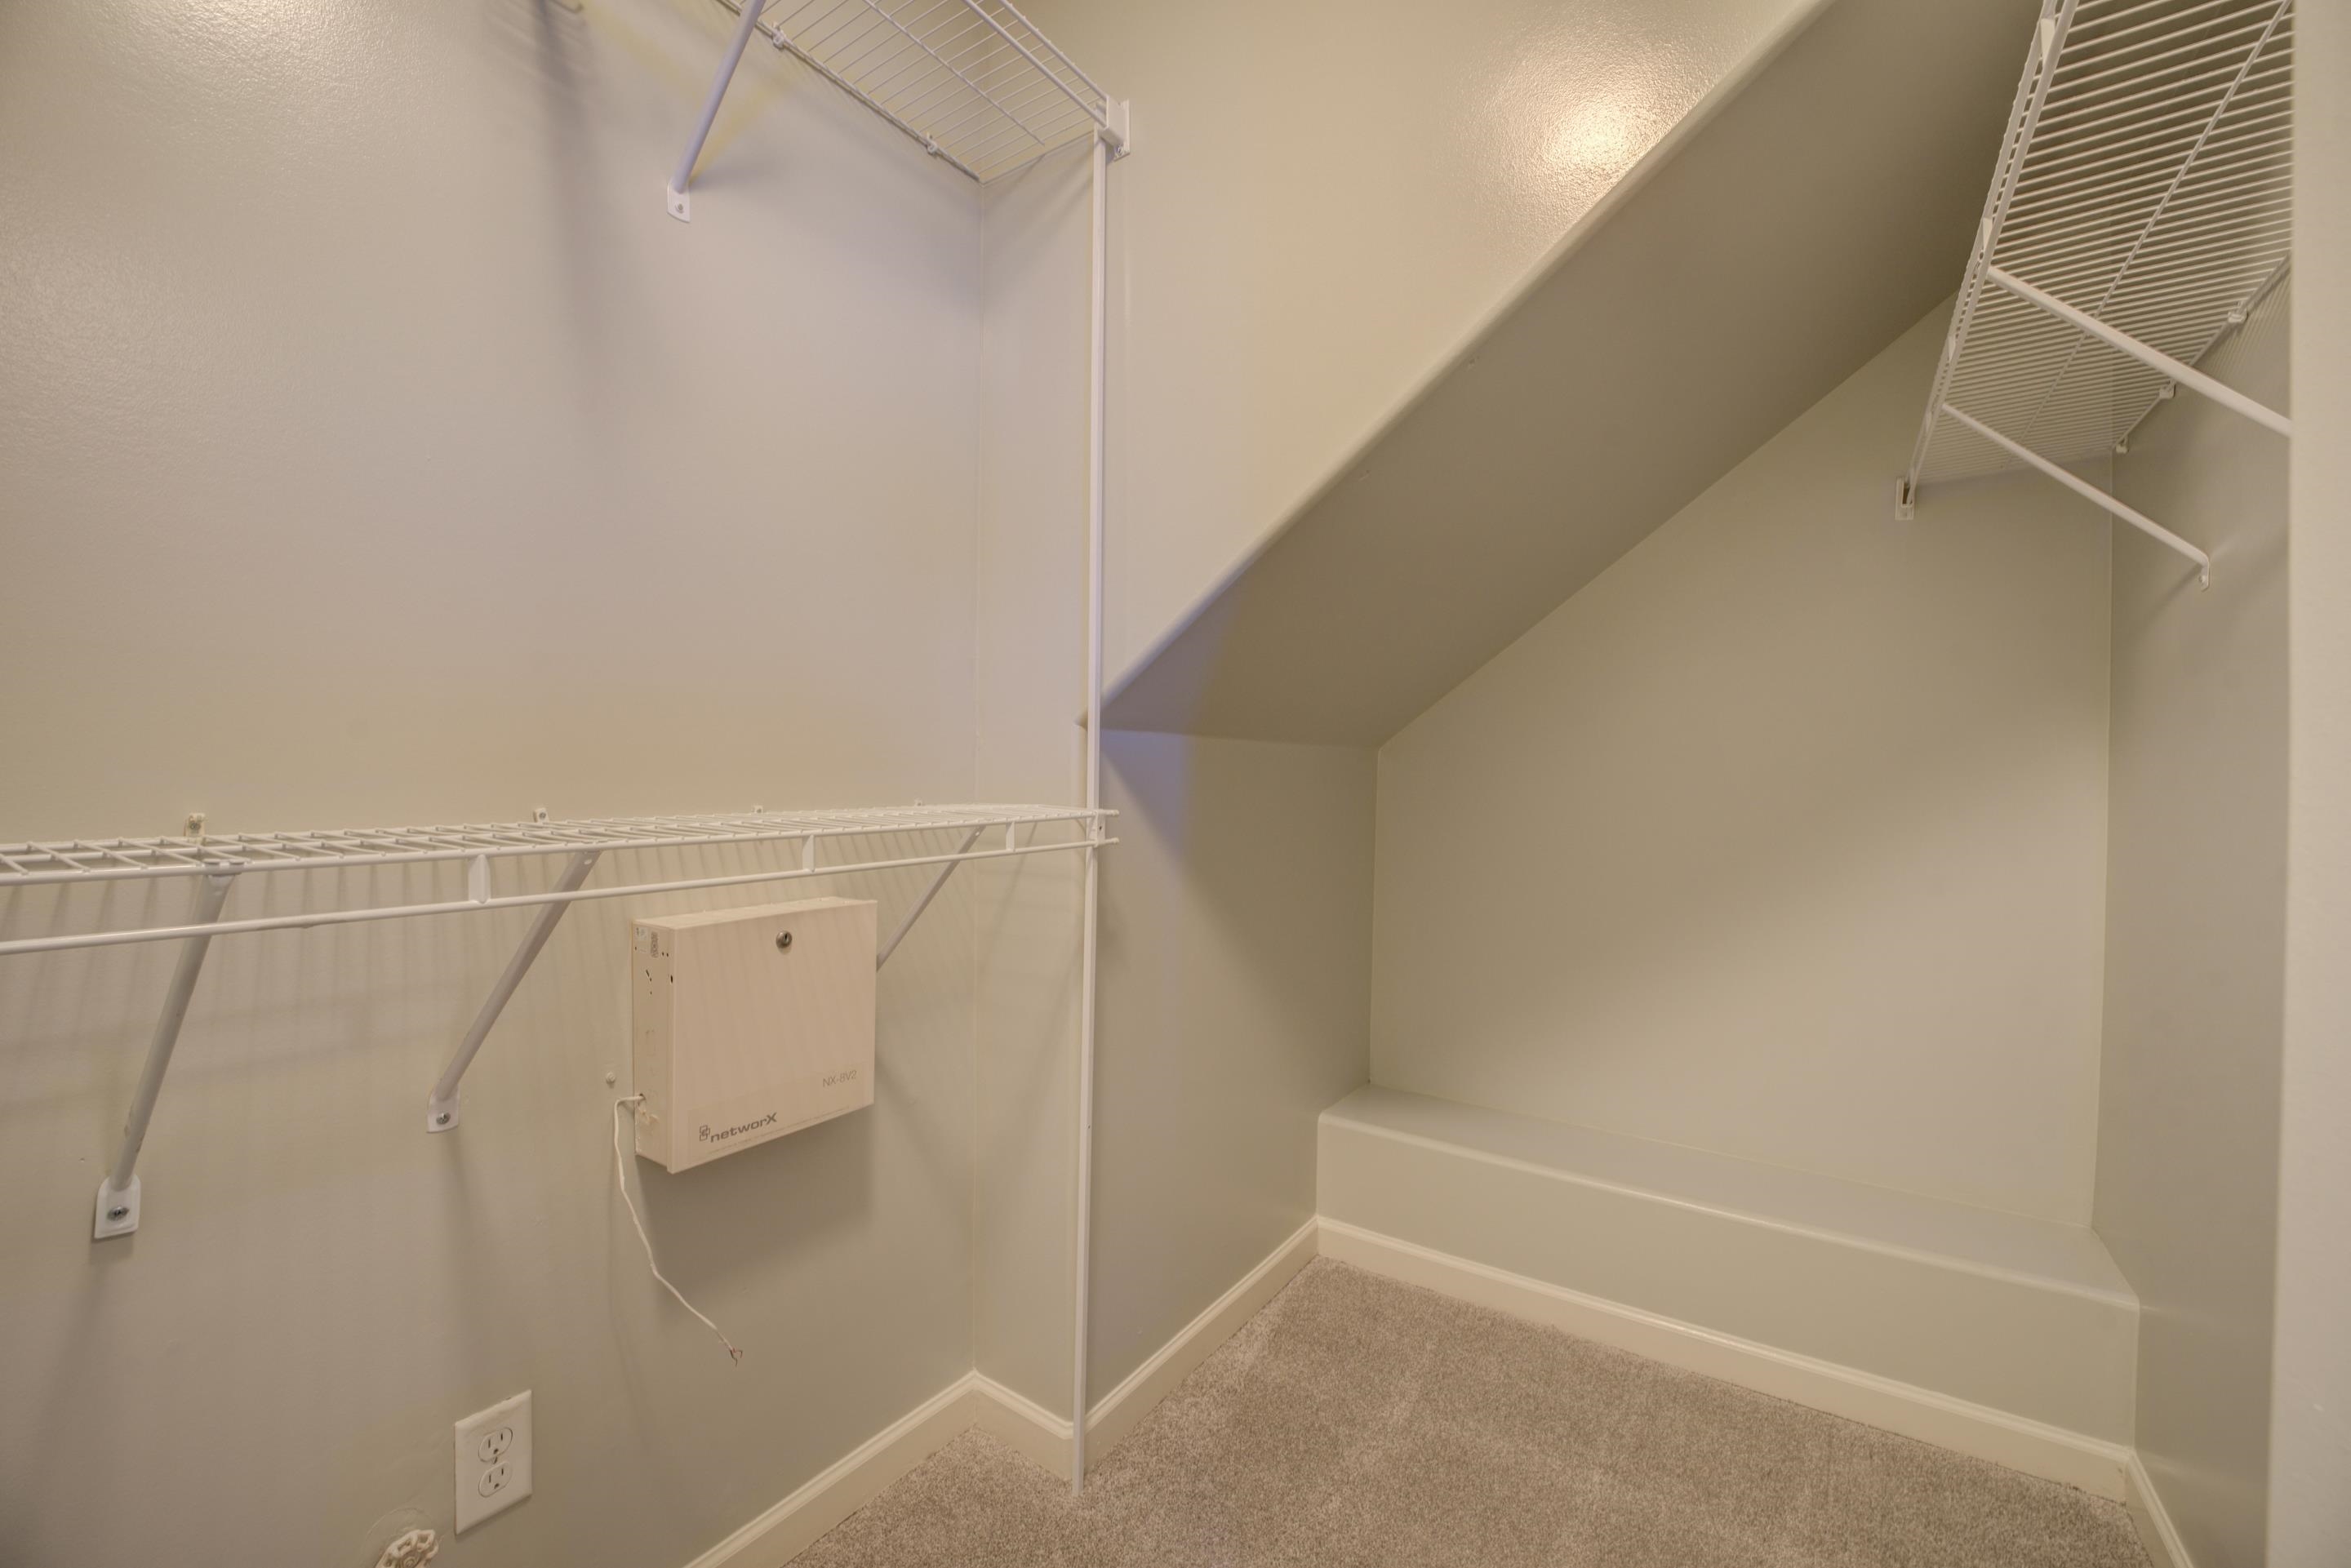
[1104,0,2038,747]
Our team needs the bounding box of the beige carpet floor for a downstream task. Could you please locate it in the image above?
[798,1259,2149,1567]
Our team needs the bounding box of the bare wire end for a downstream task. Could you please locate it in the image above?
[613,1095,743,1366]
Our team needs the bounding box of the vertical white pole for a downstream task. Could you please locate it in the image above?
[1070,128,1109,1494]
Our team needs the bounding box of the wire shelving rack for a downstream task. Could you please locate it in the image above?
[1897,0,2295,583]
[669,0,1128,217]
[2,805,1112,1241]
[24,0,1130,1495]
[0,804,1104,921]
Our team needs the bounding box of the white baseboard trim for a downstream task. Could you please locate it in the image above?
[1318,1216,2133,1500]
[682,1375,984,1568]
[968,1373,1072,1477]
[2123,1451,2193,1568]
[1085,1216,1322,1459]
[689,1216,2153,1566]
[970,1215,1323,1479]
[688,1219,1323,1566]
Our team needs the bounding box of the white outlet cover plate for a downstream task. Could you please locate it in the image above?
[454,1391,531,1533]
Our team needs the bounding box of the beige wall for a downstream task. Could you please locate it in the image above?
[969,150,1386,1428]
[2096,287,2290,1568]
[1090,732,1375,1394]
[0,2,984,1563]
[1371,305,2115,1224]
[968,0,1811,1415]
[2271,4,2351,1558]
[1016,0,1808,686]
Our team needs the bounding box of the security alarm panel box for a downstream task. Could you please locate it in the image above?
[631,897,877,1173]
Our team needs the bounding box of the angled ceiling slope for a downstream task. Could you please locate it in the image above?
[1104,0,2037,746]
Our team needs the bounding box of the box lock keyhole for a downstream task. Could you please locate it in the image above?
[776,931,793,952]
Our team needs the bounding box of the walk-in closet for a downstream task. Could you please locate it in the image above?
[2,0,2344,1564]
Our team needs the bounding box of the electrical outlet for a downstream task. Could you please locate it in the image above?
[454,1392,531,1532]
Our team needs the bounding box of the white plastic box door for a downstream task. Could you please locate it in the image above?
[633,896,876,1171]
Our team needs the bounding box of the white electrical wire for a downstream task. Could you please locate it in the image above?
[613,1096,742,1365]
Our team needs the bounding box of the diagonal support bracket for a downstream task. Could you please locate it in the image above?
[426,849,601,1131]
[666,0,768,220]
[96,870,239,1239]
[1940,402,2211,588]
[877,826,984,969]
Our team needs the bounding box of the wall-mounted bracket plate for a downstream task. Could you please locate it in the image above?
[666,184,691,223]
[95,1175,140,1239]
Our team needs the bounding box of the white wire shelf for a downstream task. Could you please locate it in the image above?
[670,0,1127,217]
[0,804,1100,897]
[736,0,1113,180]
[0,802,1110,958]
[1900,0,2294,580]
[11,803,1113,1237]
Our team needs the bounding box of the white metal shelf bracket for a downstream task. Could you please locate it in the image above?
[95,870,238,1239]
[666,0,767,220]
[876,826,984,969]
[427,849,602,1131]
